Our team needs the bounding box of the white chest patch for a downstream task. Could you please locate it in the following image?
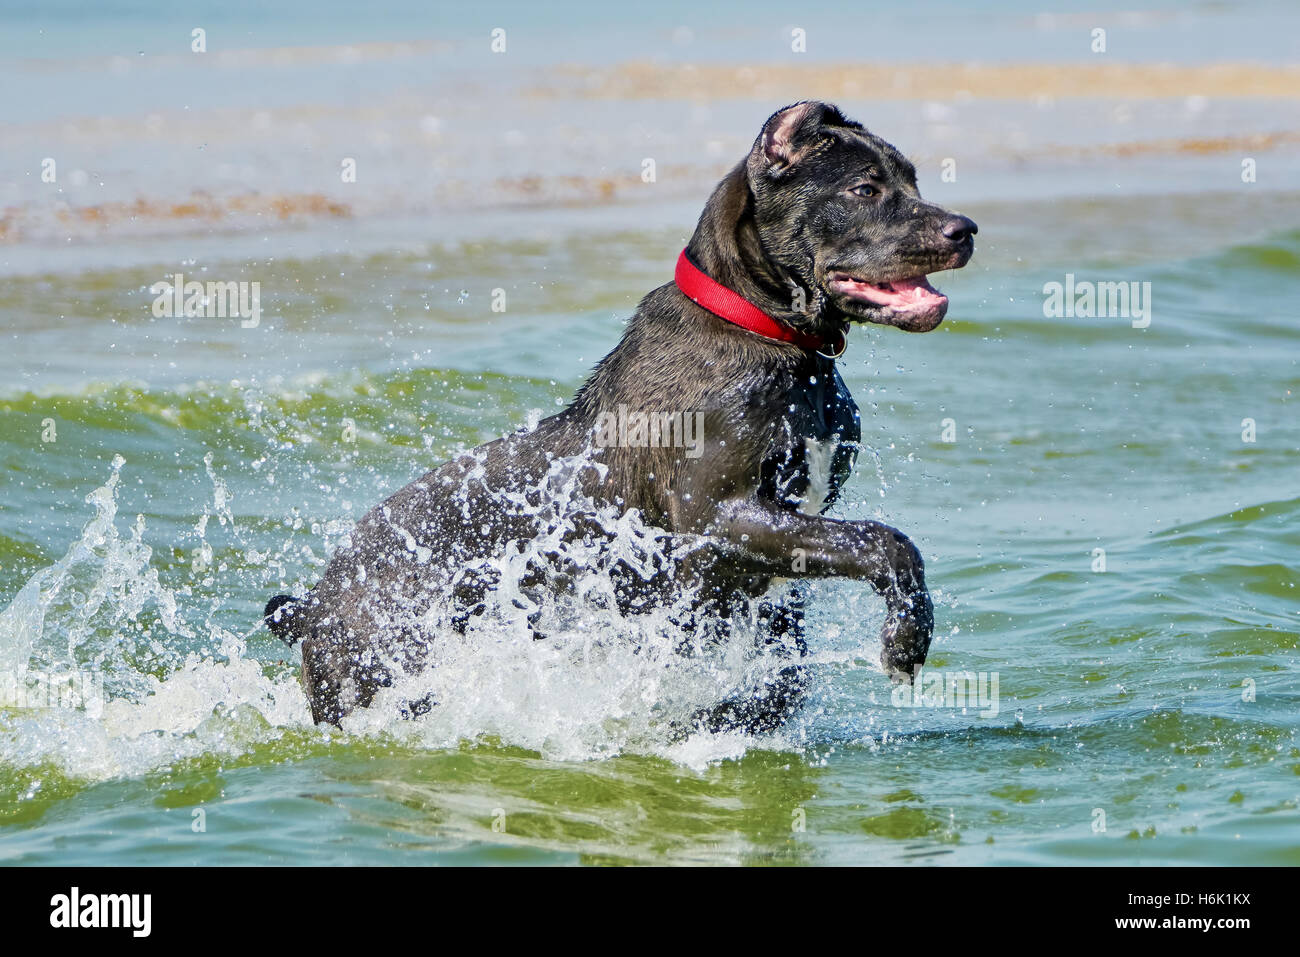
[800,436,837,515]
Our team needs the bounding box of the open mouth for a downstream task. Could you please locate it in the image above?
[827,273,949,331]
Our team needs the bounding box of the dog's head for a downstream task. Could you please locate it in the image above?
[745,101,976,334]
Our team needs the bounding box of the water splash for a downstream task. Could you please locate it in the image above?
[0,455,188,695]
[0,456,312,784]
[333,446,820,766]
[0,446,901,784]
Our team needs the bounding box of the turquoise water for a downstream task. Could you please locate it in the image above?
[1,3,1298,865]
[2,203,1297,864]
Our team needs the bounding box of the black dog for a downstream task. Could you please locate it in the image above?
[265,100,976,731]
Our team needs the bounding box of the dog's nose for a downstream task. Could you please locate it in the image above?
[941,215,978,243]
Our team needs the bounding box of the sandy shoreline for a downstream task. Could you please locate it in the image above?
[533,61,1300,101]
[3,54,1297,251]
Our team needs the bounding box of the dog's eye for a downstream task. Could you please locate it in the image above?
[850,184,877,198]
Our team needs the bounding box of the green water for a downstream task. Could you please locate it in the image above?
[1,193,1298,865]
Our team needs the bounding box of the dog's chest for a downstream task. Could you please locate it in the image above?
[760,360,861,515]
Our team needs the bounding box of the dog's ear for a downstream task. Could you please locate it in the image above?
[753,101,844,175]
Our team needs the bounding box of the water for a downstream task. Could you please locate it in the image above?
[1,1,1298,865]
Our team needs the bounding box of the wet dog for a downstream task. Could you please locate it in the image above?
[265,100,976,731]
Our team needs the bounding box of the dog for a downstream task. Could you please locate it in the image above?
[264,100,977,732]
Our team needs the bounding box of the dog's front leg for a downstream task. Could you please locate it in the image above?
[705,500,934,679]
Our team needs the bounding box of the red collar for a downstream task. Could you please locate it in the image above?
[674,249,846,357]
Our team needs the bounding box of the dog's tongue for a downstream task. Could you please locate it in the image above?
[880,276,945,306]
[832,273,947,310]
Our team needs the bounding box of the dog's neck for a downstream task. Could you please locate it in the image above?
[684,162,840,340]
